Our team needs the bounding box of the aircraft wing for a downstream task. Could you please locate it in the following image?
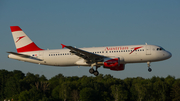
[61,44,106,63]
[7,52,43,61]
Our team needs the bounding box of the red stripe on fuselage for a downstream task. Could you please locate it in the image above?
[17,42,43,53]
[129,46,143,54]
[10,26,22,32]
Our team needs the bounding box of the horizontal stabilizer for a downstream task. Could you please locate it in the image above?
[7,52,43,61]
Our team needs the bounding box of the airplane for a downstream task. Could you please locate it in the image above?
[8,26,172,76]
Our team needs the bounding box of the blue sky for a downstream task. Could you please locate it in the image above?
[0,0,180,79]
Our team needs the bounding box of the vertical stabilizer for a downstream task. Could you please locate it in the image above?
[10,26,43,53]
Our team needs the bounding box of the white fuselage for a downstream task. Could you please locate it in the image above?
[8,44,172,67]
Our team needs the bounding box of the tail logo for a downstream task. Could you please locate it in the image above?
[16,36,25,43]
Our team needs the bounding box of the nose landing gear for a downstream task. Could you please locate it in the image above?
[147,61,152,72]
[148,68,152,72]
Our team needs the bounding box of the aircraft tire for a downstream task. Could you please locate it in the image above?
[148,68,152,72]
[89,68,94,74]
[94,71,99,76]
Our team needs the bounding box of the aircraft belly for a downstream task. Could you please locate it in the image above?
[44,55,78,66]
[124,55,143,63]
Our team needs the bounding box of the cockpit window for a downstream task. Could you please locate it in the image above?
[157,47,165,51]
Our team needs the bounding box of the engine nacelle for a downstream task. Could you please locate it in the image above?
[103,58,125,71]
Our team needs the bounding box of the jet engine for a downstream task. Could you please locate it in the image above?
[103,58,125,71]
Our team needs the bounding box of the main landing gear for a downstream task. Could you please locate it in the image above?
[89,65,100,76]
[147,61,152,72]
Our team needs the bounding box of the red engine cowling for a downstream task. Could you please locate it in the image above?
[103,58,125,71]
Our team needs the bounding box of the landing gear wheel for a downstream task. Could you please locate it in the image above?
[94,71,99,76]
[147,61,152,72]
[148,68,152,72]
[89,68,94,74]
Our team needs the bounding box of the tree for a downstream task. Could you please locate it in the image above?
[111,84,128,101]
[101,91,111,101]
[134,82,147,101]
[0,69,179,101]
[60,81,72,101]
[152,77,168,101]
[0,70,13,100]
[22,72,39,90]
[35,81,49,96]
[80,87,97,101]
[39,75,48,81]
[18,90,30,101]
[71,89,79,101]
[171,79,180,101]
[49,73,64,90]
[3,70,25,99]
[165,75,175,100]
[18,86,42,101]
[70,81,80,101]
[124,77,133,100]
[12,70,25,80]
[79,76,94,88]
[4,77,21,98]
[51,85,62,100]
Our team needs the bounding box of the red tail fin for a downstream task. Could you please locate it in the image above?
[10,26,43,53]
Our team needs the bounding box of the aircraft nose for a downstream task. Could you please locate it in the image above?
[168,52,172,58]
[165,51,172,59]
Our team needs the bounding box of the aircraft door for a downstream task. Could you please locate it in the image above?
[146,45,151,55]
[38,51,44,60]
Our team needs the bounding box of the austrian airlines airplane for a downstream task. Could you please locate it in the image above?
[8,26,172,76]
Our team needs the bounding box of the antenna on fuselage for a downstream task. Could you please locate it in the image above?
[145,43,148,45]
